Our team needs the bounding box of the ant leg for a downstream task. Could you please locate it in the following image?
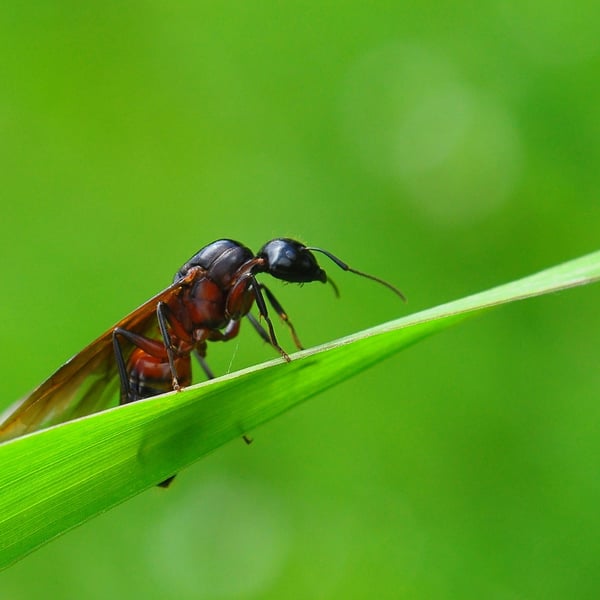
[258,284,303,350]
[193,318,244,379]
[247,312,297,359]
[112,327,172,404]
[251,276,290,362]
[246,313,272,345]
[193,350,215,380]
[157,476,177,488]
[113,320,186,489]
[219,318,241,341]
[112,330,131,405]
[156,302,181,390]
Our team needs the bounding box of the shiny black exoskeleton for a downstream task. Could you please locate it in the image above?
[174,238,327,287]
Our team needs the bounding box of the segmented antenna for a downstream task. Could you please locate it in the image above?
[306,247,406,301]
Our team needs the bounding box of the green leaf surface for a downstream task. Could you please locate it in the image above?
[1,250,599,569]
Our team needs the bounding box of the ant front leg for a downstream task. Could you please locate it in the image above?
[246,313,272,345]
[250,276,290,362]
[246,313,299,356]
[257,283,303,350]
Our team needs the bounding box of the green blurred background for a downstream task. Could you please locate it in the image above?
[2,2,600,598]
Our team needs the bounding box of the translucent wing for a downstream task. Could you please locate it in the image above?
[0,270,202,442]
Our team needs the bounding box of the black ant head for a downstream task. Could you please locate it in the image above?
[257,238,327,284]
[257,238,406,301]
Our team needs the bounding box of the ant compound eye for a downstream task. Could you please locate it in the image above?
[258,238,327,283]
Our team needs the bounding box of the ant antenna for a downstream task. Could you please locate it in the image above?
[306,247,406,301]
[326,275,340,298]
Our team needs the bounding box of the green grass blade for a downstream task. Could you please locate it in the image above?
[1,249,599,568]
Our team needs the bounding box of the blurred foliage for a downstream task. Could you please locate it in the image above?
[1,1,599,598]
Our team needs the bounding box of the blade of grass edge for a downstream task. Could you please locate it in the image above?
[0,249,599,568]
